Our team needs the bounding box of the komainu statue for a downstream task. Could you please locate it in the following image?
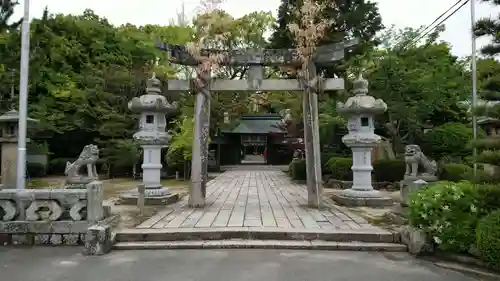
[65,144,99,186]
[404,144,437,178]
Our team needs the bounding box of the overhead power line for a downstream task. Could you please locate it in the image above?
[403,0,469,49]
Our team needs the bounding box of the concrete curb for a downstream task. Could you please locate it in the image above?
[113,239,408,252]
[433,261,500,281]
[115,227,400,243]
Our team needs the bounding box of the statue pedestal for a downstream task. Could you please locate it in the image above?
[400,176,436,207]
[331,189,393,207]
[118,186,179,206]
[117,145,179,206]
[64,177,98,189]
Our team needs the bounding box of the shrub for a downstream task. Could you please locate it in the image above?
[372,159,405,182]
[439,163,472,181]
[438,163,500,184]
[421,123,481,160]
[408,181,482,253]
[475,184,500,212]
[326,157,352,181]
[27,163,46,178]
[47,158,74,175]
[321,151,339,173]
[476,210,500,269]
[289,159,306,181]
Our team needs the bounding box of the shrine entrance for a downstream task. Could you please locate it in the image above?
[157,40,358,208]
[241,134,267,164]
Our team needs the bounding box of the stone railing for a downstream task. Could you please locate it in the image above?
[0,181,108,246]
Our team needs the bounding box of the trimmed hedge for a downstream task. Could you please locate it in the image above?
[321,151,340,172]
[438,163,499,184]
[439,163,472,182]
[326,157,352,181]
[47,158,73,175]
[476,210,500,269]
[27,163,46,178]
[476,184,500,212]
[289,159,307,181]
[372,159,405,182]
[324,157,405,182]
[421,123,480,160]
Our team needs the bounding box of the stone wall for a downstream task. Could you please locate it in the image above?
[0,181,106,246]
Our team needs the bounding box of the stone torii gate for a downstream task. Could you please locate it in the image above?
[157,40,358,208]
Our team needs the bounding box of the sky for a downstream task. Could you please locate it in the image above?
[10,0,500,57]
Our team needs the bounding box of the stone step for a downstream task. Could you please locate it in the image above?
[114,227,400,244]
[113,239,407,252]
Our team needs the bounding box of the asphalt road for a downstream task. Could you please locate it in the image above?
[0,248,480,281]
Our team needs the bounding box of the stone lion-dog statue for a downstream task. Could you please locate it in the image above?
[64,144,99,185]
[404,144,437,177]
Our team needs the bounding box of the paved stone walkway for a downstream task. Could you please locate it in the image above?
[138,170,380,230]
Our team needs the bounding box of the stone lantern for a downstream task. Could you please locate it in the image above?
[0,110,38,188]
[120,75,179,205]
[333,75,392,206]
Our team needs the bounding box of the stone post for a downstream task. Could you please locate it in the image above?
[401,179,428,207]
[300,62,323,208]
[86,181,104,223]
[0,110,38,188]
[189,71,210,207]
[137,183,145,214]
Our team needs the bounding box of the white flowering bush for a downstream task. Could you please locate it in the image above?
[408,181,482,252]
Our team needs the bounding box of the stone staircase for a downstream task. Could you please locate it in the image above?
[112,227,407,251]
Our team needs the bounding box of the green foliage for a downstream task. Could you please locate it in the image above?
[326,157,352,181]
[289,159,307,181]
[475,184,500,213]
[474,3,500,57]
[409,181,482,252]
[321,151,341,172]
[438,163,473,182]
[372,159,405,182]
[366,27,470,152]
[422,123,479,160]
[167,116,194,168]
[270,0,383,77]
[470,59,500,171]
[318,98,350,156]
[0,0,22,32]
[27,142,50,155]
[27,163,46,178]
[476,210,500,269]
[100,139,140,168]
[0,8,190,162]
[47,158,73,175]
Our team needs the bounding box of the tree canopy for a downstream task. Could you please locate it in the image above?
[0,2,495,176]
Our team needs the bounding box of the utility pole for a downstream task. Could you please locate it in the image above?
[16,0,31,190]
[470,0,478,177]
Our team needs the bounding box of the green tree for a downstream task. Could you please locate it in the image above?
[0,0,21,32]
[0,8,190,174]
[474,0,500,57]
[472,5,500,171]
[365,27,470,152]
[269,0,383,76]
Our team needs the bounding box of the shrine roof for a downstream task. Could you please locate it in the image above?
[222,114,285,134]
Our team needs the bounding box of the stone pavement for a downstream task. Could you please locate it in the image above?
[137,170,380,231]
